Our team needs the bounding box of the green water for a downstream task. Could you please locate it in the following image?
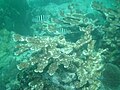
[0,0,120,90]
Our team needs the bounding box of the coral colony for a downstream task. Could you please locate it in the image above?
[5,1,119,90]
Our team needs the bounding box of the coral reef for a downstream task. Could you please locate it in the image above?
[92,1,120,63]
[0,1,120,90]
[12,5,107,89]
[92,1,120,89]
[0,29,14,69]
[0,29,18,90]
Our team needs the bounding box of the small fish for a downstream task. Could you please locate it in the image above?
[55,28,72,35]
[32,15,50,23]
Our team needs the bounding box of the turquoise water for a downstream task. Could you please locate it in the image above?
[0,0,120,90]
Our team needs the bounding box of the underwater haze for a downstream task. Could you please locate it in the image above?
[0,0,120,90]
